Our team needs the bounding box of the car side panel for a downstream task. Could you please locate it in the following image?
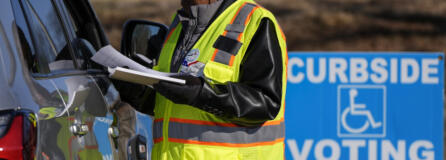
[50,75,112,160]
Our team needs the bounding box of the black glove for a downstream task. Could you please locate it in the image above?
[153,74,203,105]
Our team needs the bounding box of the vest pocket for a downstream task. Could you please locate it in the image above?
[203,61,234,84]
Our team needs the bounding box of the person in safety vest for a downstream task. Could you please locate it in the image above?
[151,0,288,159]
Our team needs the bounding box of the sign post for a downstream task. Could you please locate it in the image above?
[285,52,444,160]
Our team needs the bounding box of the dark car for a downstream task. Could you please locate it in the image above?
[0,0,166,159]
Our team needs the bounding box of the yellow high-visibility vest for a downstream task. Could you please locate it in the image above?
[153,0,288,159]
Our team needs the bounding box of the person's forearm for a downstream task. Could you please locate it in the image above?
[193,81,281,126]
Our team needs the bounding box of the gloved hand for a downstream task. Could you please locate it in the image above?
[153,74,203,105]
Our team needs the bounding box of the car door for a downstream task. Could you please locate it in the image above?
[59,1,154,159]
[54,0,123,159]
[11,0,114,159]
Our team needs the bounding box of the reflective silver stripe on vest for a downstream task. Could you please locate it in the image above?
[163,15,180,46]
[213,50,233,65]
[225,3,256,40]
[225,24,245,33]
[213,3,257,65]
[167,121,285,144]
[153,121,163,140]
[169,15,180,31]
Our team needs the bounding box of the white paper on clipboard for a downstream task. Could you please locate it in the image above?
[108,67,185,85]
[91,45,185,85]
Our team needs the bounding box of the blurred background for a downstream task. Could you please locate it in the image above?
[90,0,446,52]
[90,0,446,156]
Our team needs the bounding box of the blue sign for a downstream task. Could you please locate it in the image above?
[285,52,444,160]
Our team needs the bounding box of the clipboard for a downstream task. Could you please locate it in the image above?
[108,67,186,85]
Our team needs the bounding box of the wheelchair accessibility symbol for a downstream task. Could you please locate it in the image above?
[338,85,386,137]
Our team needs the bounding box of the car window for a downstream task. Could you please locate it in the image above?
[61,0,103,50]
[19,0,75,74]
[59,0,105,70]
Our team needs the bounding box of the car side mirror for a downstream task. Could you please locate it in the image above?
[121,19,168,68]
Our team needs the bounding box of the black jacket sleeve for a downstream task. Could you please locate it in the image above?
[194,18,284,126]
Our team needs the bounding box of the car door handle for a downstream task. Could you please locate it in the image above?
[108,126,119,138]
[70,123,89,136]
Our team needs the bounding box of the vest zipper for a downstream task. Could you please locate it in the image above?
[173,19,197,72]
